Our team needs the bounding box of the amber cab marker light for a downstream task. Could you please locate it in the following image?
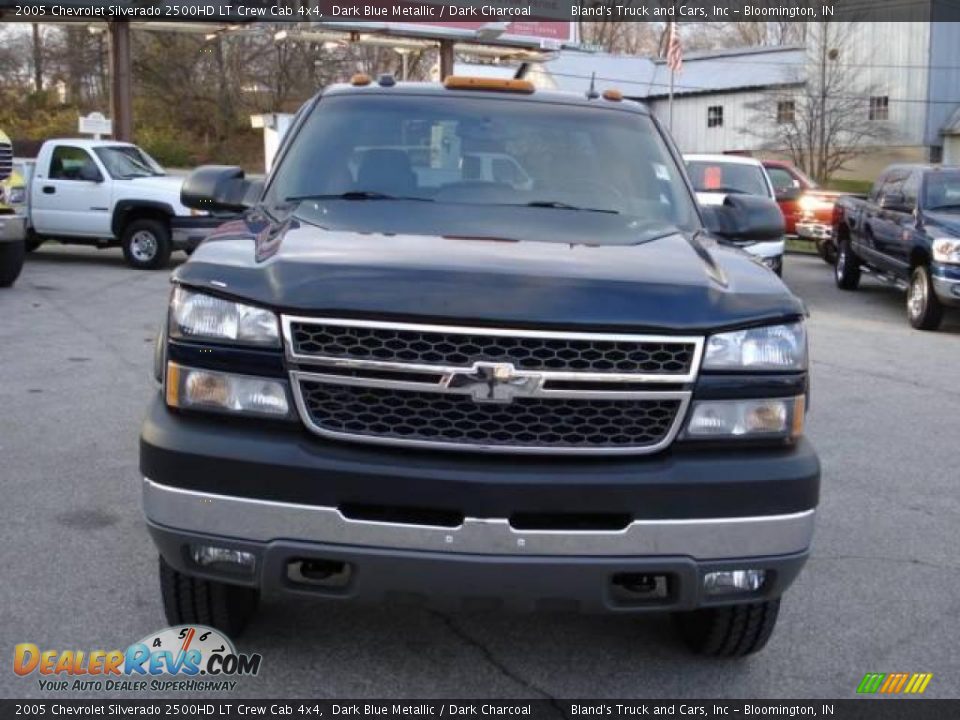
[350,73,372,86]
[602,89,624,101]
[443,76,535,94]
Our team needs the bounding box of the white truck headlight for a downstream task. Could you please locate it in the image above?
[932,238,960,265]
[7,187,25,205]
[169,287,279,347]
[166,362,291,418]
[702,322,806,371]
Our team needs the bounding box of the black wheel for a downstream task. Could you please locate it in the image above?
[0,239,26,287]
[816,238,837,265]
[834,237,860,290]
[121,218,172,270]
[907,265,944,331]
[674,598,781,657]
[158,555,259,637]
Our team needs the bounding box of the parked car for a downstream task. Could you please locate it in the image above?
[685,154,785,275]
[24,139,225,268]
[762,160,848,262]
[833,164,960,330]
[142,76,818,657]
[0,129,26,287]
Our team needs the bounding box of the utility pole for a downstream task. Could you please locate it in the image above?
[818,22,828,183]
[109,21,133,142]
[439,39,454,80]
[31,23,43,92]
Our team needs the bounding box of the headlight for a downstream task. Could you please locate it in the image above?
[932,238,960,265]
[7,187,25,205]
[683,396,805,440]
[798,194,832,214]
[166,362,292,418]
[702,322,806,371]
[169,287,280,347]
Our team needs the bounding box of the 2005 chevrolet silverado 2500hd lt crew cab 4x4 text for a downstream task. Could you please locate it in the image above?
[141,76,820,657]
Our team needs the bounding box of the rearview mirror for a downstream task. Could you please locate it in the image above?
[776,186,802,202]
[701,194,785,243]
[78,164,103,183]
[181,165,260,213]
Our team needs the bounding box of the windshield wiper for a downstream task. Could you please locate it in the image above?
[285,191,433,203]
[521,201,619,214]
[926,203,960,211]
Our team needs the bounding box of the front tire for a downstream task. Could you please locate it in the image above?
[0,240,26,287]
[674,598,781,657]
[121,218,172,270]
[834,237,861,290]
[158,556,259,637]
[907,264,944,331]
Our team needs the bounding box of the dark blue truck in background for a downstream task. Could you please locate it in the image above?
[833,164,960,329]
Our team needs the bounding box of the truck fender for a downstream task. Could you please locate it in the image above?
[112,200,174,238]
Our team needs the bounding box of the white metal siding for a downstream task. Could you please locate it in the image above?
[649,91,787,154]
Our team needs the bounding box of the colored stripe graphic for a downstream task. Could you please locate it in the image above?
[857,672,933,694]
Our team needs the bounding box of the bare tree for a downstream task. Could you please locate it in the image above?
[742,22,893,183]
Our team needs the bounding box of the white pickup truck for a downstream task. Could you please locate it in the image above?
[25,139,224,269]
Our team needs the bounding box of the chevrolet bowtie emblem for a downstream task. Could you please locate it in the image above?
[446,362,540,403]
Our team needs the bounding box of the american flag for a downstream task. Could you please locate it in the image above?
[666,21,683,74]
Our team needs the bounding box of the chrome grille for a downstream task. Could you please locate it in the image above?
[289,319,696,375]
[283,317,702,455]
[299,382,682,450]
[0,143,12,182]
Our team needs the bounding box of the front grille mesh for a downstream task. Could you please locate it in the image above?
[299,381,681,449]
[0,143,12,182]
[290,322,695,374]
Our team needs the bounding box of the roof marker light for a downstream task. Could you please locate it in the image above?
[602,89,624,102]
[350,73,372,86]
[443,76,535,94]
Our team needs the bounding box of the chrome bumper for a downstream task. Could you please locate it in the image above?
[0,213,26,243]
[796,222,832,241]
[932,274,960,305]
[143,478,816,560]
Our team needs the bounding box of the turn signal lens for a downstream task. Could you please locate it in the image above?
[166,362,292,418]
[683,397,804,440]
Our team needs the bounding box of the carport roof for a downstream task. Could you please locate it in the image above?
[524,45,807,100]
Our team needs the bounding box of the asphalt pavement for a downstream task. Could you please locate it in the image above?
[1,246,958,699]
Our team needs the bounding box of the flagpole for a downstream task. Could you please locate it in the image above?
[669,67,675,133]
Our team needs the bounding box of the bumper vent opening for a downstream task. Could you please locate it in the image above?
[610,573,673,606]
[340,503,464,528]
[510,512,632,531]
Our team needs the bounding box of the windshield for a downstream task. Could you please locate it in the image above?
[265,94,699,244]
[94,146,165,179]
[923,171,960,211]
[686,160,770,198]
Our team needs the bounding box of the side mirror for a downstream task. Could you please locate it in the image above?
[181,165,260,213]
[701,194,785,243]
[776,186,802,202]
[880,191,909,212]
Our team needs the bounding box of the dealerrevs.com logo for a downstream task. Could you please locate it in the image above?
[13,625,262,692]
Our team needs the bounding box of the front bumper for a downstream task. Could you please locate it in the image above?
[141,398,818,611]
[796,222,832,241]
[171,216,228,251]
[738,239,785,262]
[0,213,26,244]
[932,264,960,307]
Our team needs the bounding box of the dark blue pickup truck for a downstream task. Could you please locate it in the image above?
[141,75,818,657]
[833,164,960,329]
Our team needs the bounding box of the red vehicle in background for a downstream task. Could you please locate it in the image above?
[763,160,847,262]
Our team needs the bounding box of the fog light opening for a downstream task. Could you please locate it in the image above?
[190,545,256,575]
[703,569,767,596]
[288,559,353,589]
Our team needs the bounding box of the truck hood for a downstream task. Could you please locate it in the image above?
[923,211,960,237]
[123,174,184,196]
[174,212,804,334]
